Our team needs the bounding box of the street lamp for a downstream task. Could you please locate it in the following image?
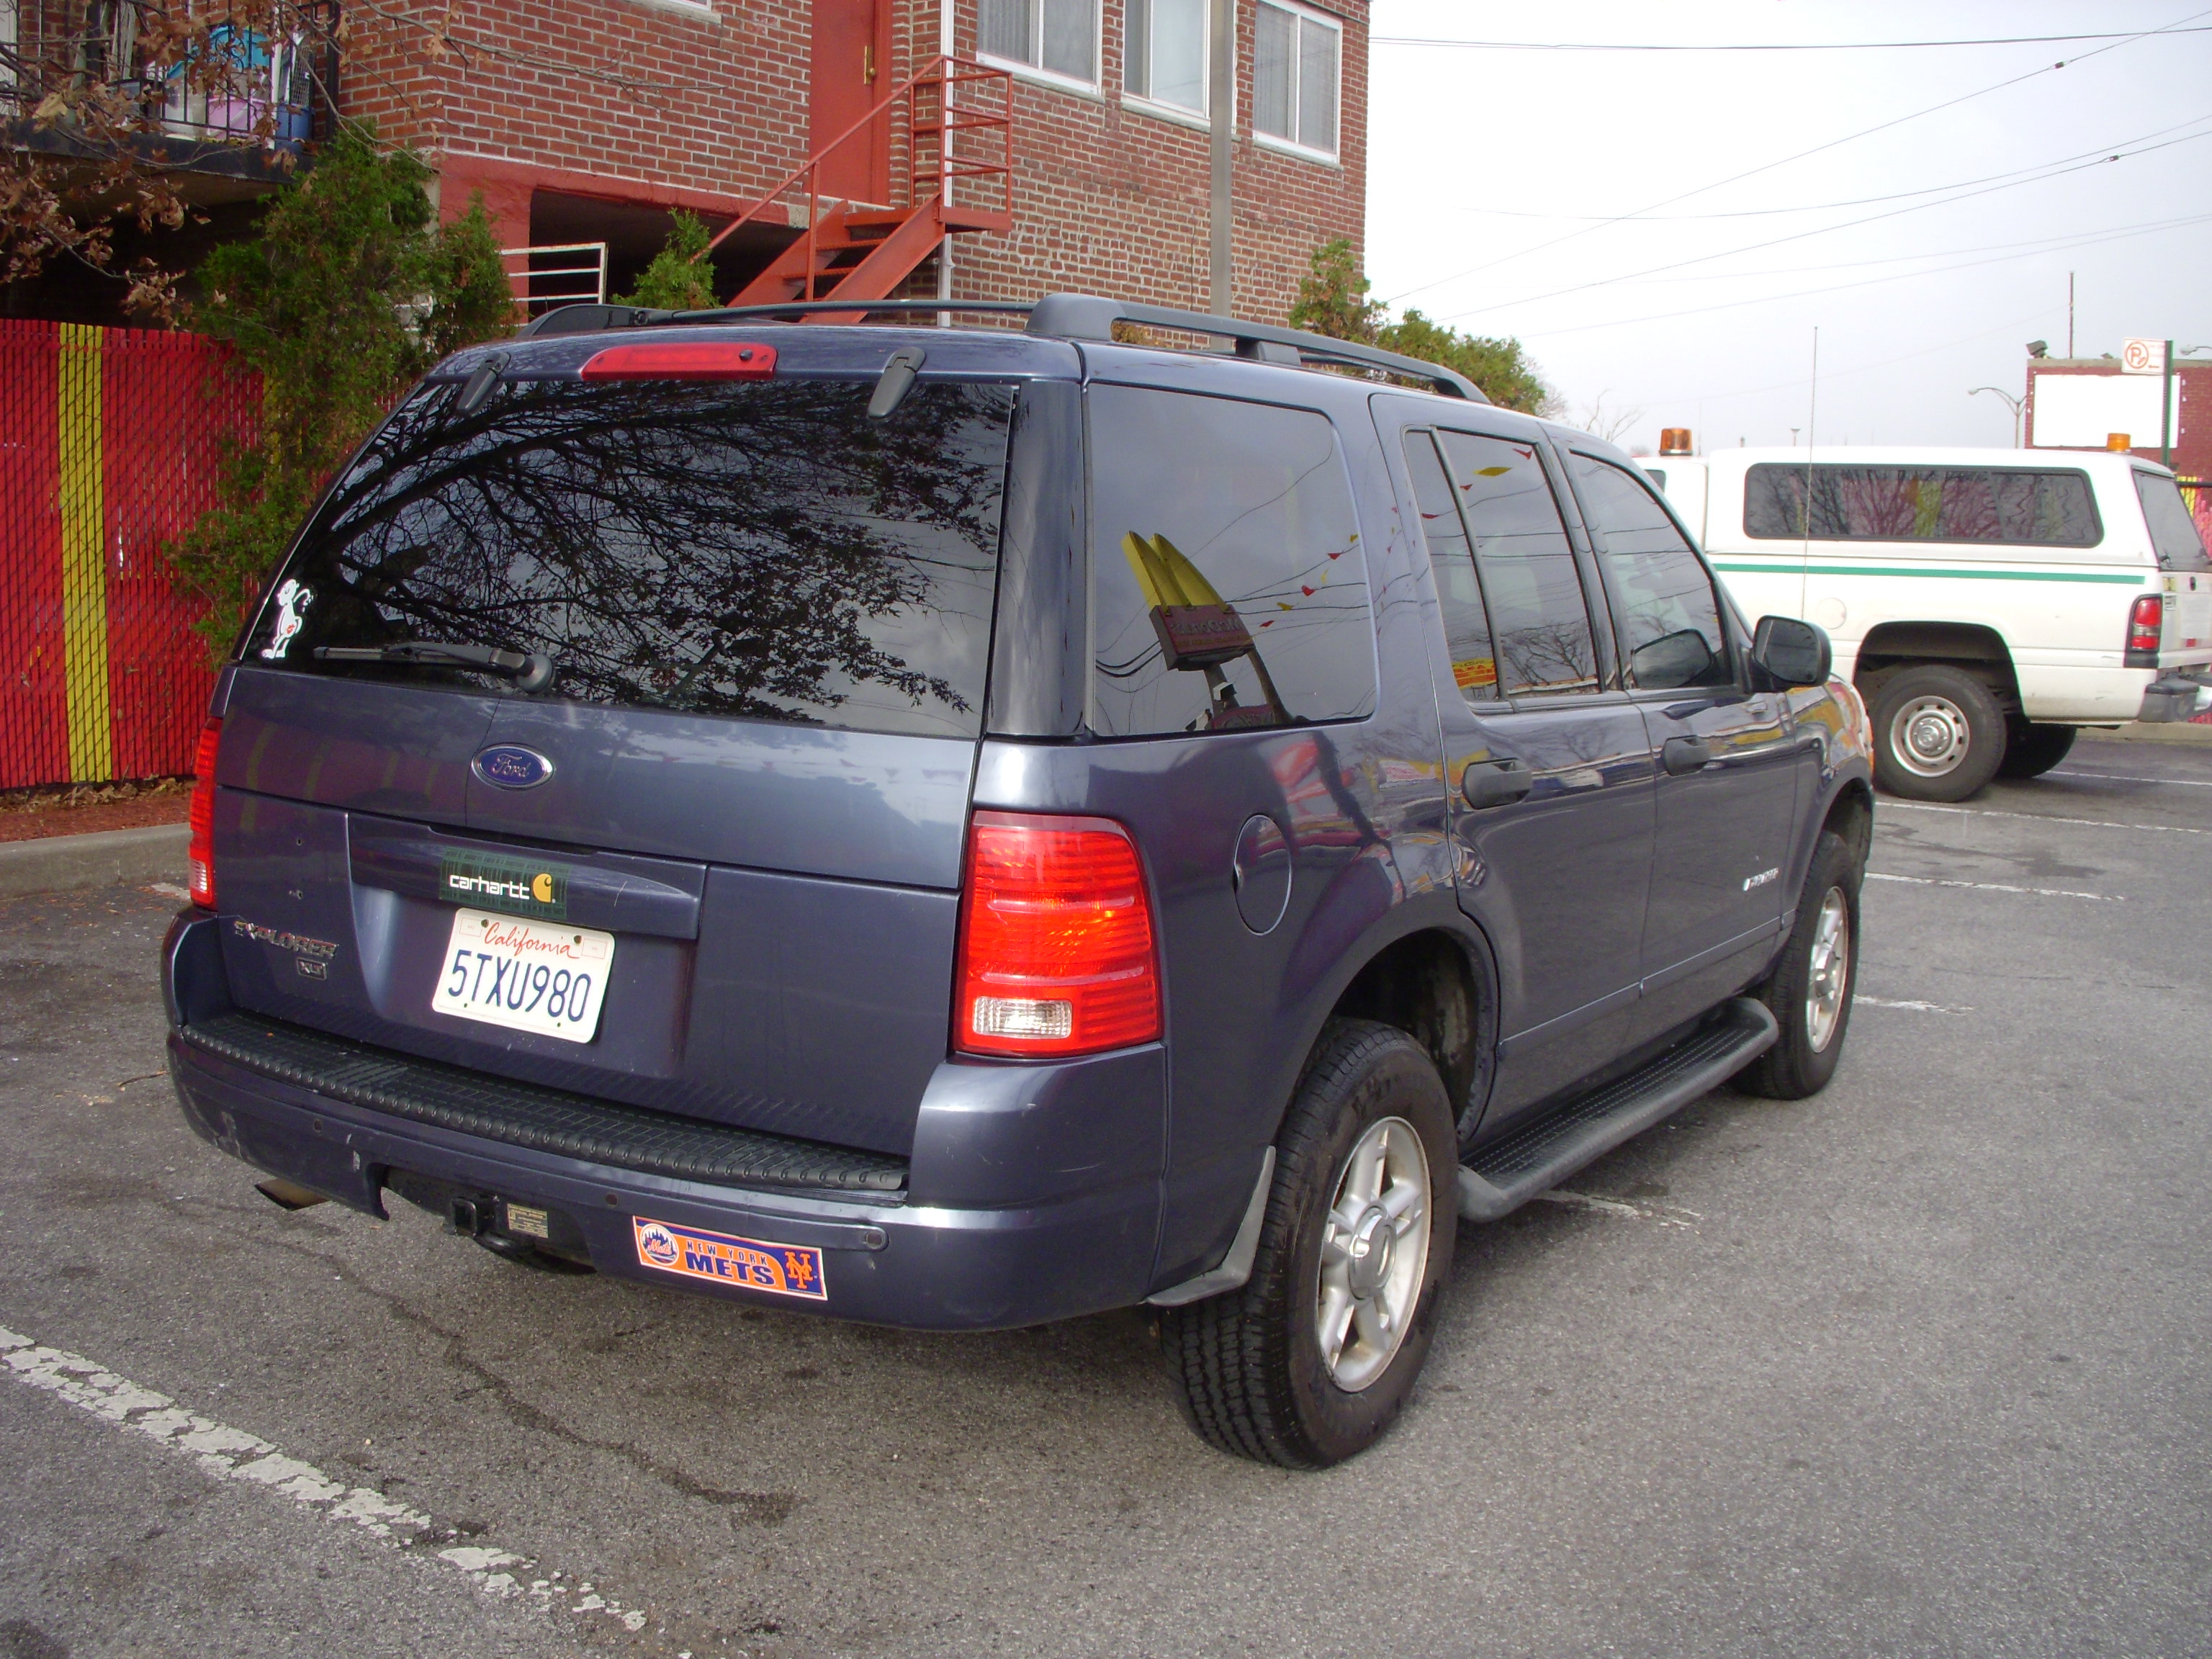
[1969,386,2025,449]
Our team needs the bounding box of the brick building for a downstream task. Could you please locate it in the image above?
[4,1,1369,323]
[367,0,1366,320]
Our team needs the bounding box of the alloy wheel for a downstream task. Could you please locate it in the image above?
[1807,886,1851,1053]
[1315,1115,1431,1393]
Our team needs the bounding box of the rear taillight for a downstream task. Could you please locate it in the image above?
[955,811,1160,1058]
[187,718,222,908]
[2127,593,2164,663]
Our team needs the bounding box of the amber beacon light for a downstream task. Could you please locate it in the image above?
[1658,428,1693,455]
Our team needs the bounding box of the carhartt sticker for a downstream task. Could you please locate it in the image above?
[631,1218,827,1301]
[437,850,568,921]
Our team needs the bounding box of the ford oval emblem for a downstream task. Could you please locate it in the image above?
[472,745,554,790]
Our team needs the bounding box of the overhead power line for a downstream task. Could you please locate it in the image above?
[1523,210,2212,340]
[1437,126,2212,324]
[1372,27,2212,52]
[1382,3,2212,308]
[1434,112,2212,224]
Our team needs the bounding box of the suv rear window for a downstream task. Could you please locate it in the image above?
[1087,385,1375,736]
[1743,463,2100,547]
[2134,472,2212,572]
[241,377,1016,739]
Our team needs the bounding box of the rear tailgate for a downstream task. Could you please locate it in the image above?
[2134,469,2212,666]
[2162,572,2212,664]
[210,332,1040,1156]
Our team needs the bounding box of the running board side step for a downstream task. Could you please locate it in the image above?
[1457,997,1778,1223]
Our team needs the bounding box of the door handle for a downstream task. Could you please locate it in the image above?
[1662,735,1714,775]
[1462,757,1534,810]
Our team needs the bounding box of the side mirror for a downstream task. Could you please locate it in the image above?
[1628,627,1717,690]
[1750,615,1832,688]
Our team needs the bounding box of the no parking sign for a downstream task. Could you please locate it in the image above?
[2121,338,2167,374]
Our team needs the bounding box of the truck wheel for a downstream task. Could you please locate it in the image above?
[1997,721,2077,780]
[1869,665,2006,801]
[1159,1020,1457,1468]
[1737,832,1859,1101]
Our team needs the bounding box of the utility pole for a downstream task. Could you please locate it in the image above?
[1208,0,1233,315]
[2067,272,2074,359]
[2162,338,2175,468]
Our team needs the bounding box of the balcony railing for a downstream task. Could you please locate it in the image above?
[3,1,339,156]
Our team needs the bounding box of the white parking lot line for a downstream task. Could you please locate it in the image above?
[2049,769,2212,788]
[0,1325,649,1637]
[1856,994,1972,1015]
[1882,800,2207,836]
[1865,871,2118,902]
[1533,1190,1703,1228]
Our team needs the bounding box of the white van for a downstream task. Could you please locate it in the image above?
[1640,447,2212,799]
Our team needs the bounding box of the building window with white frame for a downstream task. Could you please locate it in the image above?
[1253,0,1339,158]
[979,0,1100,89]
[1124,0,1207,114]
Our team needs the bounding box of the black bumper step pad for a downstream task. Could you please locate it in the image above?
[179,1010,909,1198]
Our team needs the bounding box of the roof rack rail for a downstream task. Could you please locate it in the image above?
[521,298,1033,338]
[517,293,1486,402]
[1025,294,1486,402]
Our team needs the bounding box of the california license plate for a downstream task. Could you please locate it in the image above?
[431,907,612,1043]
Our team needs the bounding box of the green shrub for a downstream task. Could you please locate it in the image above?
[164,128,516,661]
[1289,237,1554,415]
[613,211,719,312]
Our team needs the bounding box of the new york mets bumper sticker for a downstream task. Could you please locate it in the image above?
[631,1218,827,1301]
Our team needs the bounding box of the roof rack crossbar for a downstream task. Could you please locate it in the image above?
[516,293,1486,402]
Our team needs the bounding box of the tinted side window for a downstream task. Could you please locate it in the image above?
[1402,432,1498,700]
[1570,452,1731,691]
[1088,385,1375,735]
[1435,431,1599,696]
[2134,472,2212,572]
[1745,464,2101,547]
[246,379,1014,739]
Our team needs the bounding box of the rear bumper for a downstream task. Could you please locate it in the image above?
[163,916,1164,1331]
[2135,668,2212,724]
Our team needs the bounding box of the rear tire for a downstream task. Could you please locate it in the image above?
[1869,664,2007,801]
[1160,1020,1457,1468]
[1997,721,2077,780]
[1737,832,1860,1101]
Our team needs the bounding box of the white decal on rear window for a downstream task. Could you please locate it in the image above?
[261,580,313,659]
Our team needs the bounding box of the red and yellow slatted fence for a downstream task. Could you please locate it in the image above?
[0,320,257,789]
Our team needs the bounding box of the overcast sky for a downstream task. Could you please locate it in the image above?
[1363,0,2212,454]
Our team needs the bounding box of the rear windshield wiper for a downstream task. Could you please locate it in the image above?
[314,641,556,693]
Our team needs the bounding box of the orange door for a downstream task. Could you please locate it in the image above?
[811,0,891,204]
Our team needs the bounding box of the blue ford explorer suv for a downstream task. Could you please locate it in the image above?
[164,295,1874,1467]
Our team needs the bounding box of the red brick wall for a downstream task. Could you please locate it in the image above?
[336,0,817,246]
[335,0,1365,323]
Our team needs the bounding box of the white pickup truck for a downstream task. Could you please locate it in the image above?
[1640,446,2212,799]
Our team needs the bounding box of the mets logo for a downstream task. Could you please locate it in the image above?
[472,745,554,790]
[637,1222,680,1269]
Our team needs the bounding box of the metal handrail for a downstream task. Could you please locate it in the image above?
[702,54,1012,305]
[500,243,608,312]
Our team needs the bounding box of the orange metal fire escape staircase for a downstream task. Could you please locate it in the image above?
[703,56,1014,322]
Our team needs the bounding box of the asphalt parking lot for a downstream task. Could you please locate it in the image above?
[2,734,2207,1659]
